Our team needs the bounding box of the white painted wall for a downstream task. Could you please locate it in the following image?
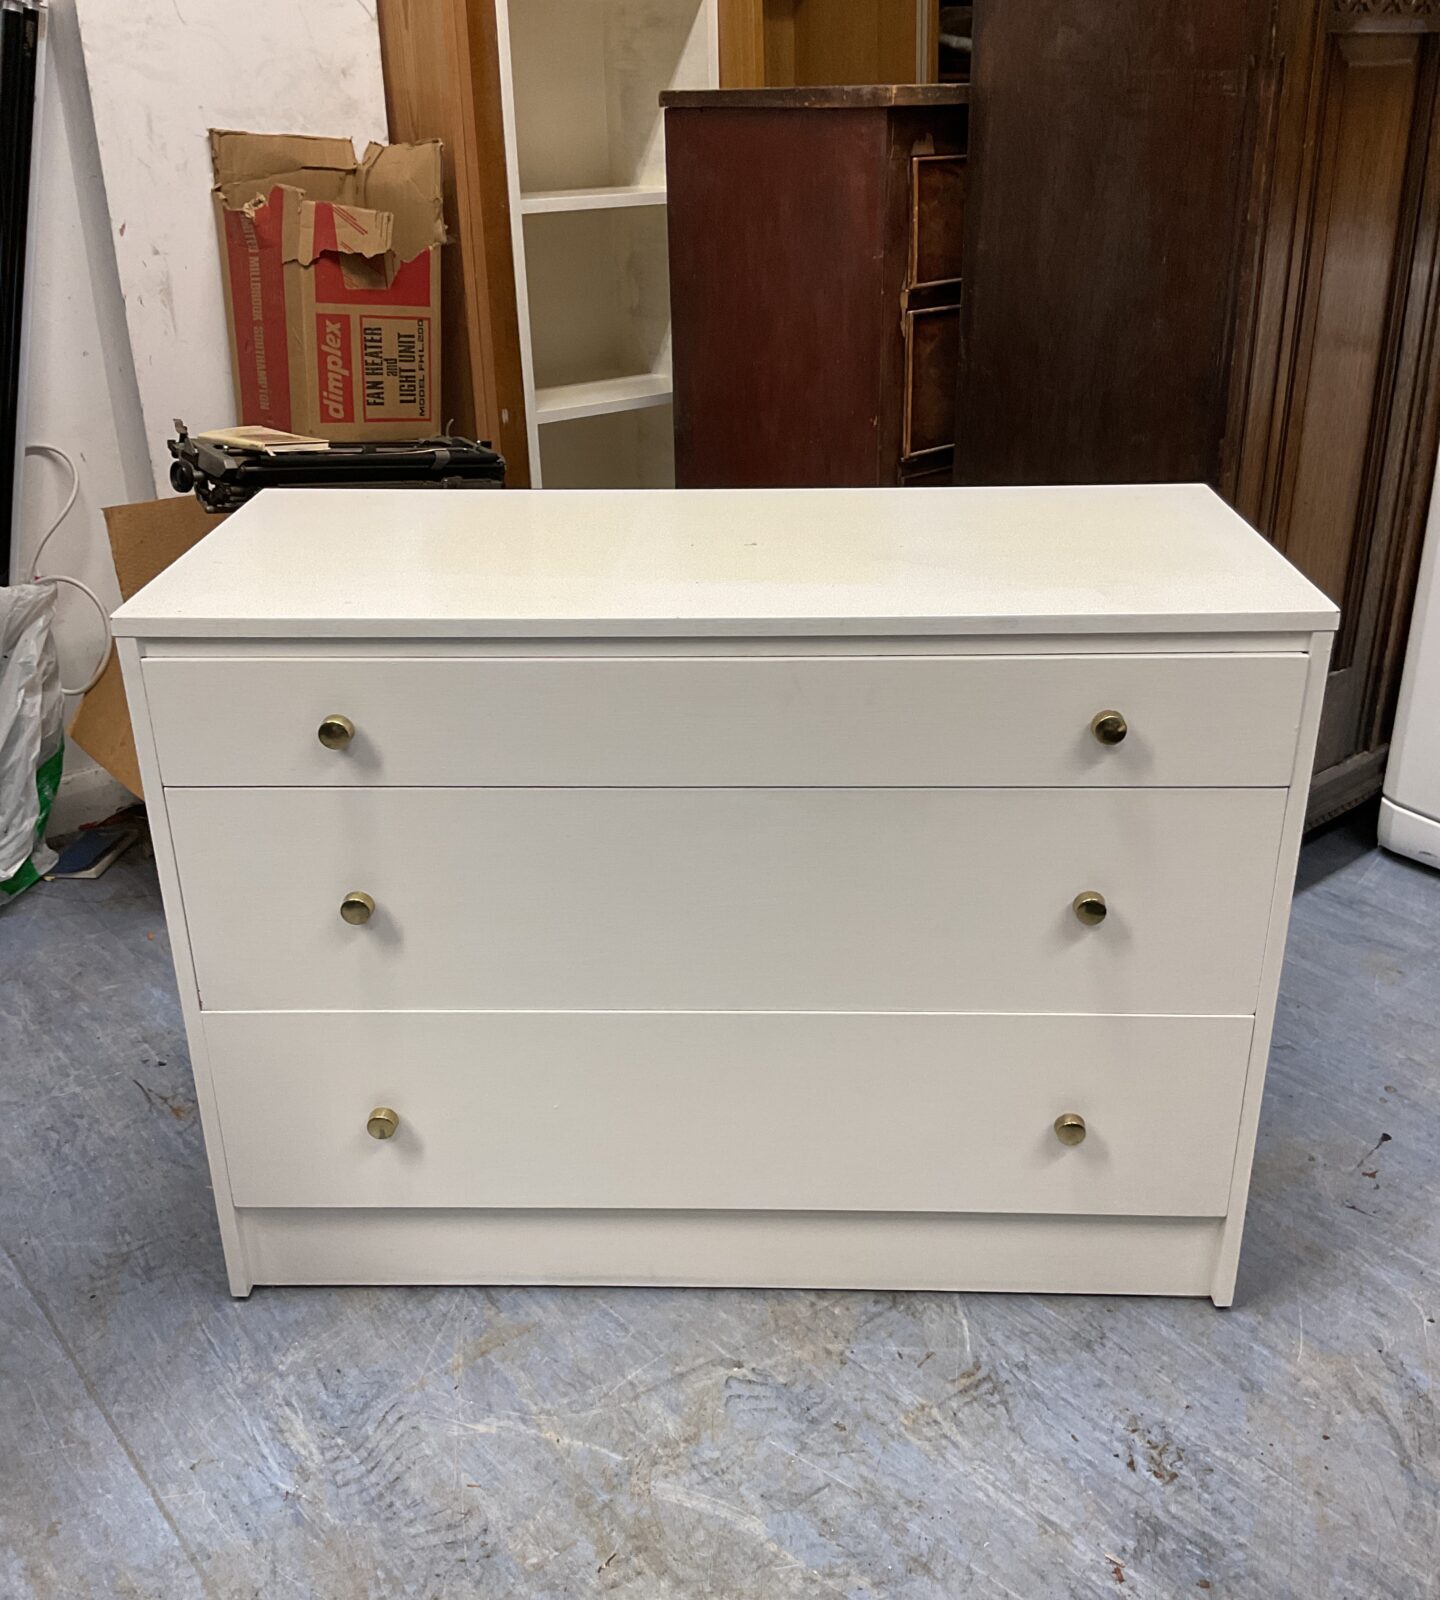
[16,2,153,826]
[15,0,386,830]
[73,0,387,489]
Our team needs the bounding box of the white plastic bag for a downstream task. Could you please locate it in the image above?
[0,582,63,895]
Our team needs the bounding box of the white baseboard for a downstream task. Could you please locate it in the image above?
[233,1208,1226,1302]
[1378,796,1440,871]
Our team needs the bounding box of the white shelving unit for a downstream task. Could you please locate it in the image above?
[520,185,667,215]
[495,0,719,486]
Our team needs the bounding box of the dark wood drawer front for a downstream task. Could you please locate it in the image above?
[904,305,961,459]
[910,154,966,288]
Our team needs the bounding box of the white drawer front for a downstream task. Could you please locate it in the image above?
[206,1011,1253,1217]
[170,786,1286,1014]
[144,652,1307,788]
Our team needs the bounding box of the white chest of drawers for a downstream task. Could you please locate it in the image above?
[115,484,1337,1303]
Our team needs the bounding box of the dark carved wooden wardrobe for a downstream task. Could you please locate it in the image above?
[956,0,1440,825]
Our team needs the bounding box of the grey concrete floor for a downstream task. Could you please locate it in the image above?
[1,811,1437,1599]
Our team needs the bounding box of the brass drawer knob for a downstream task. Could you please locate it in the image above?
[1090,709,1128,745]
[1072,890,1108,926]
[1054,1112,1087,1147]
[340,890,376,925]
[367,1106,400,1140]
[318,714,355,750]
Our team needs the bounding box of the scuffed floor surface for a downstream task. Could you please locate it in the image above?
[1,815,1436,1599]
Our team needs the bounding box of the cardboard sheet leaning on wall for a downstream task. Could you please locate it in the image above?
[69,498,228,799]
[210,130,446,442]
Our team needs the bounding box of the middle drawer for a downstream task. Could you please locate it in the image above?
[170,785,1286,1014]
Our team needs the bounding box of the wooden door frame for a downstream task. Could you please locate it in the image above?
[1223,0,1440,825]
[718,0,934,87]
[377,0,531,483]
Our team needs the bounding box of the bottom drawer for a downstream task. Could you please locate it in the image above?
[206,1011,1253,1218]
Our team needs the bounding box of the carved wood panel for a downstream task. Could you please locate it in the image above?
[953,0,1267,486]
[1331,0,1440,30]
[1273,34,1419,664]
[1229,6,1440,822]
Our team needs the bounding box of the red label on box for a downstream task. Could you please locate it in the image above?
[223,195,292,431]
[315,313,355,423]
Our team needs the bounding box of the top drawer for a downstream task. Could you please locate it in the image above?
[143,652,1307,788]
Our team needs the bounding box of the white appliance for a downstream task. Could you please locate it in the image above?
[1380,474,1440,869]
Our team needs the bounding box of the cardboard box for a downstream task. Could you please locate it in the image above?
[69,497,227,798]
[210,130,446,441]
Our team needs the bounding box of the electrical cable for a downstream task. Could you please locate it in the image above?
[23,441,113,695]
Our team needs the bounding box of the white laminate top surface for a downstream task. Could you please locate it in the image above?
[112,483,1339,639]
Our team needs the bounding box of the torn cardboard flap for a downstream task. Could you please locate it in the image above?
[285,198,394,266]
[210,129,446,440]
[211,131,444,266]
[209,128,357,185]
[355,140,447,265]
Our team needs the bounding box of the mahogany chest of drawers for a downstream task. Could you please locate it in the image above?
[663,86,967,488]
